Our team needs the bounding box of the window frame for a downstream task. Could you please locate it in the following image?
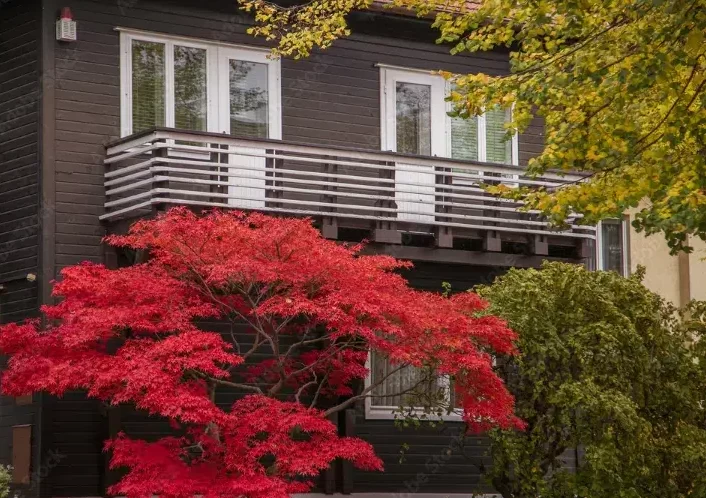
[118,29,281,139]
[364,352,463,422]
[380,66,448,157]
[596,218,630,276]
[216,45,282,140]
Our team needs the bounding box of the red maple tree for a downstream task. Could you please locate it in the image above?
[0,208,523,498]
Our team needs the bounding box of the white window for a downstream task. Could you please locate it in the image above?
[449,100,519,168]
[597,219,629,276]
[365,351,462,421]
[119,30,281,138]
[450,103,519,188]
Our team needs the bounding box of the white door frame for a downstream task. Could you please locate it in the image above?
[381,67,446,224]
[217,47,281,209]
[216,46,281,138]
[381,67,447,155]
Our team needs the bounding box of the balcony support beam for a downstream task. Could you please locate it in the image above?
[322,160,339,240]
[152,139,169,215]
[532,235,549,256]
[435,227,453,248]
[484,232,502,252]
[577,239,593,259]
[362,244,577,268]
[374,228,402,245]
[322,221,338,240]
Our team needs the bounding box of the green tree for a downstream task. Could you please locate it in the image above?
[476,262,706,498]
[0,465,10,498]
[240,0,706,252]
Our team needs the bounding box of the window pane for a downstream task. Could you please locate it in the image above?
[451,116,478,161]
[132,40,165,133]
[174,46,207,132]
[448,379,463,409]
[370,351,444,408]
[601,221,625,275]
[485,106,512,164]
[586,238,598,271]
[396,82,431,155]
[229,60,269,139]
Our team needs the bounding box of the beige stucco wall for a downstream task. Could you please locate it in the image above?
[628,214,706,306]
[628,223,682,306]
[689,238,706,302]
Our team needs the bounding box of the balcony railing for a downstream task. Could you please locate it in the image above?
[102,128,595,247]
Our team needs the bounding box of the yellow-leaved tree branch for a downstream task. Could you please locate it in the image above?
[239,0,706,253]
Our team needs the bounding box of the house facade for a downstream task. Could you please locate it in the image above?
[0,0,630,496]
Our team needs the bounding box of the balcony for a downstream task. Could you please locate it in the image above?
[102,128,595,257]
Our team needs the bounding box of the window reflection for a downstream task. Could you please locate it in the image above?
[229,60,269,138]
[370,350,447,409]
[131,40,165,132]
[601,220,626,276]
[396,82,431,155]
[174,46,207,132]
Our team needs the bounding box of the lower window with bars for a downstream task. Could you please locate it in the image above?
[366,350,463,421]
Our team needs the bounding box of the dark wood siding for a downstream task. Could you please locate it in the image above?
[519,115,545,167]
[42,394,105,497]
[401,261,508,292]
[0,2,41,496]
[0,0,41,322]
[353,420,495,494]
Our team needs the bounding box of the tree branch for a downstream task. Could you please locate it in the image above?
[309,372,329,409]
[323,362,408,416]
[510,15,633,78]
[295,373,318,403]
[634,56,703,149]
[192,371,264,394]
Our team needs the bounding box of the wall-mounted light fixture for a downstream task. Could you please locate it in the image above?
[56,7,77,42]
[0,273,38,293]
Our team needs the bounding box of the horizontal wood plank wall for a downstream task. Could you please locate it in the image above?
[42,393,105,497]
[400,261,508,292]
[518,115,545,167]
[0,0,41,322]
[0,2,41,497]
[48,0,539,495]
